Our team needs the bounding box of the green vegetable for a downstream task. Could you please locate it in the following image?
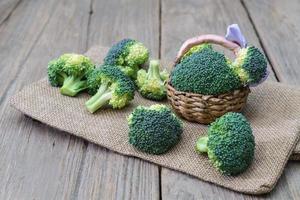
[180,43,212,61]
[195,112,255,175]
[136,60,169,101]
[85,65,135,113]
[128,105,183,155]
[48,54,95,96]
[170,48,241,95]
[232,46,267,85]
[104,39,149,79]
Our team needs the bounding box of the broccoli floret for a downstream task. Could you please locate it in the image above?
[48,54,95,96]
[136,60,169,101]
[170,48,242,95]
[85,65,135,113]
[128,105,183,155]
[232,46,267,85]
[195,112,255,175]
[104,39,149,79]
[180,43,212,61]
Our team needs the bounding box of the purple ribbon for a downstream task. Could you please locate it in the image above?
[225,24,247,48]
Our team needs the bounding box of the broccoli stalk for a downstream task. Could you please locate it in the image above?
[147,60,162,83]
[85,81,112,113]
[136,60,168,100]
[195,136,208,153]
[60,75,88,97]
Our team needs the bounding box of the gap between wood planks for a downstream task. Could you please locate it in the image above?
[0,0,23,26]
[240,0,280,82]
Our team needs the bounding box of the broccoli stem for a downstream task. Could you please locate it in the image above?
[148,60,162,80]
[60,75,87,96]
[195,136,208,153]
[85,81,112,113]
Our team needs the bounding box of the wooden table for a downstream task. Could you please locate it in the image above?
[1,0,300,199]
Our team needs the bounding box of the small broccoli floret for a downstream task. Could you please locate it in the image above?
[180,43,212,61]
[85,65,135,113]
[47,54,95,97]
[104,39,149,79]
[232,46,267,85]
[171,48,242,95]
[195,112,255,175]
[128,105,183,155]
[136,60,169,101]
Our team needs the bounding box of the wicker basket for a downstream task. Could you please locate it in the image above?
[167,34,250,124]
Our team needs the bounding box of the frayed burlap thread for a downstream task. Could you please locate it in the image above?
[9,46,300,195]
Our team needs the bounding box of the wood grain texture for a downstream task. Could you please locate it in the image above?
[160,0,293,199]
[243,0,300,85]
[243,1,300,199]
[0,0,91,199]
[75,0,160,199]
[77,144,159,200]
[161,0,276,81]
[0,0,21,25]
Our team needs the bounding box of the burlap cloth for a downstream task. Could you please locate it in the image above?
[9,46,300,194]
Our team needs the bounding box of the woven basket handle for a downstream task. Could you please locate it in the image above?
[175,34,241,64]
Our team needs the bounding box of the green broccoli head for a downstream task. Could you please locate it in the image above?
[128,105,183,155]
[103,39,149,79]
[232,46,267,86]
[196,112,255,175]
[136,60,169,101]
[170,48,242,95]
[85,65,135,113]
[180,43,213,61]
[48,53,95,96]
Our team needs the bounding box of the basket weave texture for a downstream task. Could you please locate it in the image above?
[167,82,250,124]
[168,34,250,124]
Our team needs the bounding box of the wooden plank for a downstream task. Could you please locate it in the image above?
[243,0,300,85]
[0,0,21,25]
[75,0,160,199]
[0,0,91,199]
[243,1,300,199]
[160,0,292,199]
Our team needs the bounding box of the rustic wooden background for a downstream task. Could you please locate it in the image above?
[1,0,300,199]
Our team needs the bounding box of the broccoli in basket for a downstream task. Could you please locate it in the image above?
[85,65,135,113]
[104,39,149,79]
[128,105,183,155]
[136,60,169,101]
[232,46,268,86]
[196,112,255,175]
[180,43,213,62]
[48,54,95,96]
[171,47,241,95]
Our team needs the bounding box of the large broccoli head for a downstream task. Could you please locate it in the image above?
[196,112,255,175]
[170,48,242,95]
[232,46,267,86]
[48,54,95,96]
[85,65,135,113]
[136,60,169,101]
[128,105,183,155]
[103,39,149,79]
